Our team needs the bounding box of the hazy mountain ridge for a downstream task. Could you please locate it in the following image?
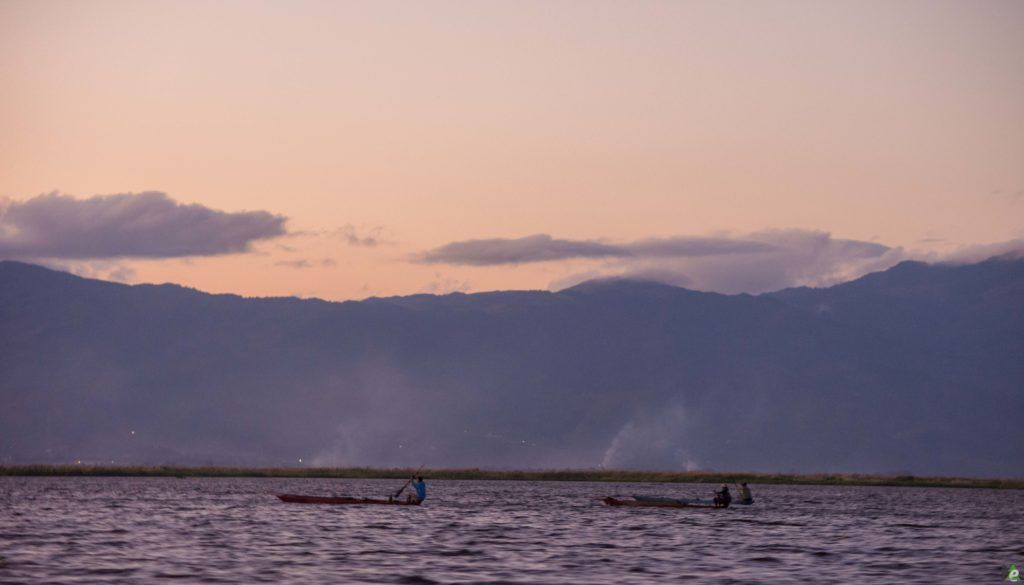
[1,258,1021,476]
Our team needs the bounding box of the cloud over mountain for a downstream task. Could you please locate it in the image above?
[419,230,902,294]
[0,191,287,260]
[940,238,1024,264]
[606,230,904,294]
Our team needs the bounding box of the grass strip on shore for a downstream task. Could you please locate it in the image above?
[1,465,1021,489]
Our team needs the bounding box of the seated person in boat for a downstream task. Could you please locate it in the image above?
[408,476,427,503]
[713,484,732,508]
[736,482,753,505]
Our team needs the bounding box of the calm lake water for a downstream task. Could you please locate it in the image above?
[1,477,1021,583]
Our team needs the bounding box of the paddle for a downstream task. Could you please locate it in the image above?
[392,464,425,499]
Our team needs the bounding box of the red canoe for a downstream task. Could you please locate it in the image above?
[602,497,718,509]
[277,494,422,506]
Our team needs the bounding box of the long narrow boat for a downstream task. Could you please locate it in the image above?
[602,496,718,509]
[633,495,754,506]
[277,494,421,506]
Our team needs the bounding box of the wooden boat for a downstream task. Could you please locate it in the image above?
[277,494,421,506]
[602,496,719,509]
[633,495,754,506]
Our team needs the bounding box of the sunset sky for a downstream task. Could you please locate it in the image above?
[2,0,1022,300]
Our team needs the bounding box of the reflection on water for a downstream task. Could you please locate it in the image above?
[1,477,1021,583]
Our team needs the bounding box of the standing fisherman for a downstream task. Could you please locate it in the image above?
[390,465,425,503]
[409,476,427,503]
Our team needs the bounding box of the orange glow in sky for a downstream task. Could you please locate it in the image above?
[1,1,1022,299]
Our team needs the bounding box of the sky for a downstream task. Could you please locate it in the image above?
[1,0,1022,300]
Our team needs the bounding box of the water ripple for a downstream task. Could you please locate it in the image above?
[0,478,1021,584]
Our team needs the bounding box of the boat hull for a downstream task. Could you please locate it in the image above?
[633,495,754,506]
[603,497,718,509]
[277,494,421,506]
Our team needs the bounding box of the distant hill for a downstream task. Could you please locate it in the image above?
[1,257,1021,476]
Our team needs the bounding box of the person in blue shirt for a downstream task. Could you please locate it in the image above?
[409,476,426,503]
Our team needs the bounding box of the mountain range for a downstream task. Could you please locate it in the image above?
[1,256,1021,476]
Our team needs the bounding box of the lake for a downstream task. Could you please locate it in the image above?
[1,477,1021,583]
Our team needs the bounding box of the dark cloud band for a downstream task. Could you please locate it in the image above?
[416,234,627,265]
[0,191,287,260]
[416,233,776,265]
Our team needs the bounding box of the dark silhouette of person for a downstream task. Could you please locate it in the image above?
[713,484,732,508]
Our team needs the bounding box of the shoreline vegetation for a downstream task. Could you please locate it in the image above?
[1,465,1021,489]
